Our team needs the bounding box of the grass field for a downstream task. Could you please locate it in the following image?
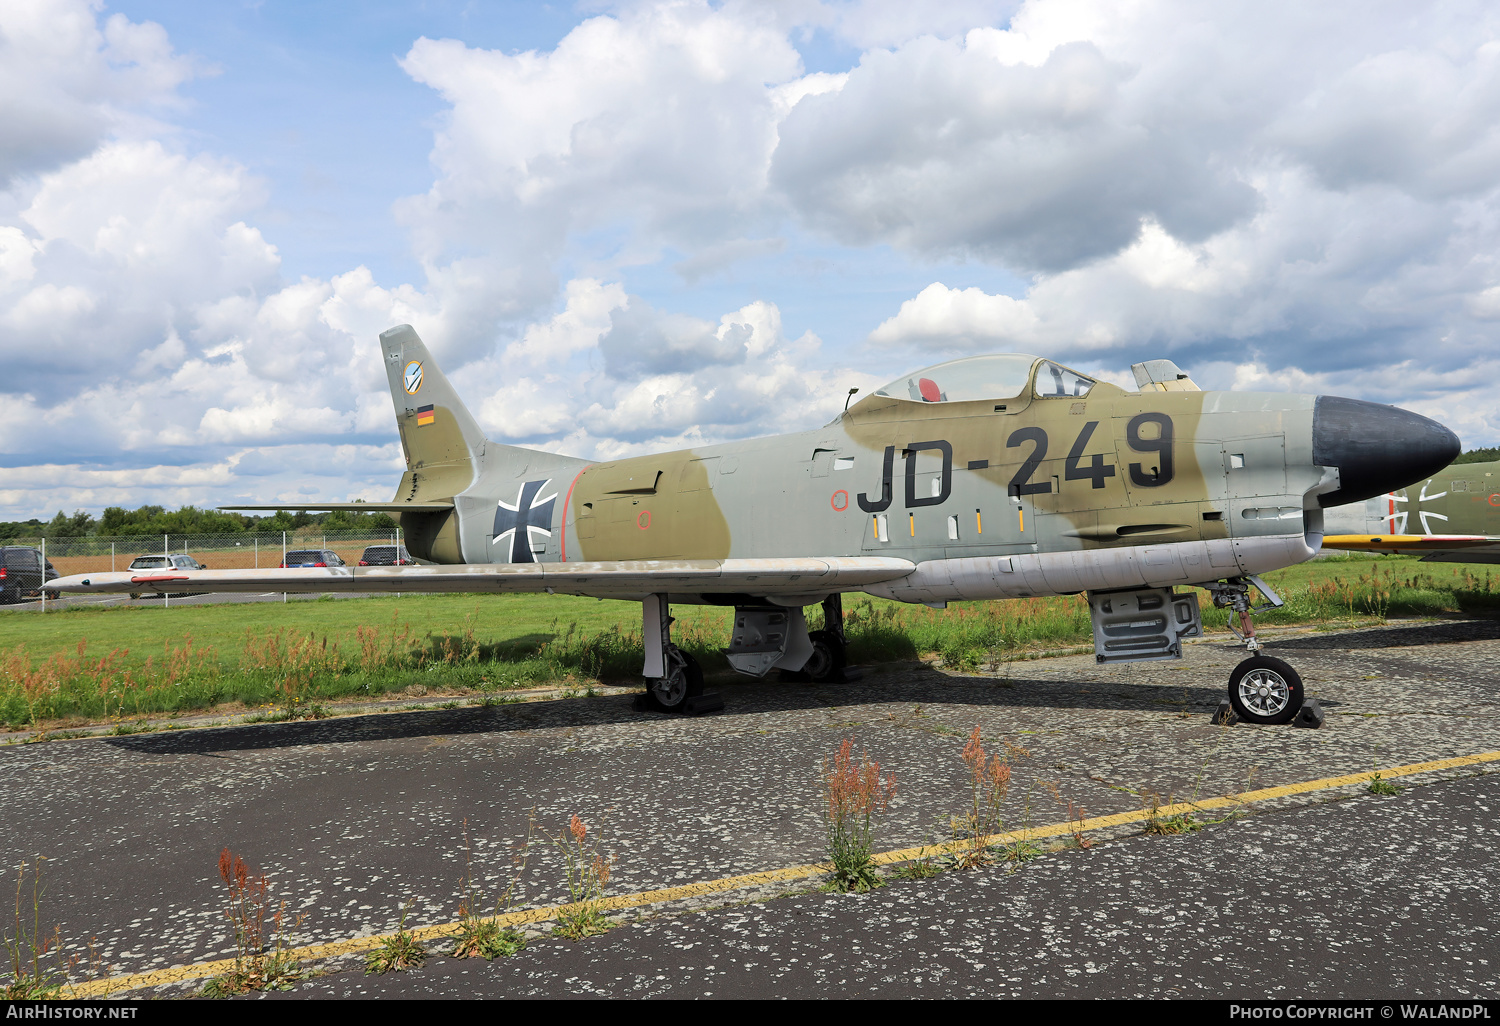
[0,554,1495,730]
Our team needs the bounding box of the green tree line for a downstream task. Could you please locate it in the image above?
[0,504,397,540]
[1454,447,1500,465]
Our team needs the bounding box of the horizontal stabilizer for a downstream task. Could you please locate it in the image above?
[50,556,917,600]
[1322,534,1494,550]
[217,502,454,512]
[1321,533,1500,564]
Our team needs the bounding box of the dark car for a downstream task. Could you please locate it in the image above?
[280,549,345,568]
[127,554,207,599]
[358,545,414,566]
[0,547,59,604]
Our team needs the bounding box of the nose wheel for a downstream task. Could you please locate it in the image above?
[1228,655,1304,725]
[1207,576,1307,726]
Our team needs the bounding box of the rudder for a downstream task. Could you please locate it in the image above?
[380,324,488,471]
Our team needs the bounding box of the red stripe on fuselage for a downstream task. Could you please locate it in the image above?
[559,465,592,563]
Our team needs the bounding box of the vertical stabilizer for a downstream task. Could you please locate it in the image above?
[378,323,592,565]
[380,324,488,471]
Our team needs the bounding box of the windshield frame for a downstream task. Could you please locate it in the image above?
[1030,360,1097,400]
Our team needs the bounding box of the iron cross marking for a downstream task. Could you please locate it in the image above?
[493,479,556,563]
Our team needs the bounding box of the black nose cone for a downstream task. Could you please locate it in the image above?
[1312,395,1460,507]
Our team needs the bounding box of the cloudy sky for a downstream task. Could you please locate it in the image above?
[3,0,1499,520]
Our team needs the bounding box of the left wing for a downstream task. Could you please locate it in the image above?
[1321,534,1500,563]
[50,557,917,601]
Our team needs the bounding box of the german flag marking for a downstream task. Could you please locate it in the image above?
[416,404,435,426]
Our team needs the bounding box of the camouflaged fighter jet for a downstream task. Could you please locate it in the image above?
[1321,457,1500,562]
[51,325,1460,724]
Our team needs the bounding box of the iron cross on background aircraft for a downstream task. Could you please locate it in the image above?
[53,325,1460,725]
[1321,455,1500,563]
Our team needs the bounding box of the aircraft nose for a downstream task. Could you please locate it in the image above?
[1312,396,1460,507]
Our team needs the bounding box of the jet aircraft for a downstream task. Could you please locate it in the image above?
[51,326,1460,725]
[1322,458,1500,563]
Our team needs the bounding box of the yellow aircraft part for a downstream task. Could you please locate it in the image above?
[1322,534,1493,550]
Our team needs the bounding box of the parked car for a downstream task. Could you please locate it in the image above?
[127,553,208,600]
[279,549,345,568]
[0,546,59,604]
[358,545,414,566]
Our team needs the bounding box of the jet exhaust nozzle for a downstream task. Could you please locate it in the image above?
[1312,396,1460,507]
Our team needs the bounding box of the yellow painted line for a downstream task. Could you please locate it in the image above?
[65,748,1500,999]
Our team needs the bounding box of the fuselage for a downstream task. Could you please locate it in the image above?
[396,354,1455,604]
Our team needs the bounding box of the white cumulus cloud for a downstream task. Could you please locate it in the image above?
[0,0,198,185]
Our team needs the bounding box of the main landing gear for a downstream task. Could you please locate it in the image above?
[634,594,721,715]
[1205,576,1305,725]
[635,593,849,714]
[790,595,848,684]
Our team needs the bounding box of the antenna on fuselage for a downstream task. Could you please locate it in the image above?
[844,387,859,412]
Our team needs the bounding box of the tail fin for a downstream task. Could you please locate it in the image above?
[380,324,488,471]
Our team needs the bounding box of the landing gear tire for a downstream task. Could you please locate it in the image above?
[1228,656,1304,725]
[647,648,704,713]
[803,630,847,683]
[129,592,141,600]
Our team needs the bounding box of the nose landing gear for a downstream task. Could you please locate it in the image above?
[1206,576,1306,725]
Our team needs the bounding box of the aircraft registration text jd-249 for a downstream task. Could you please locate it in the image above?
[52,326,1460,725]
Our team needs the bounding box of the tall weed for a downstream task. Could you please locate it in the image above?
[3,860,63,999]
[819,739,898,892]
[200,848,303,996]
[549,815,615,939]
[951,726,1013,870]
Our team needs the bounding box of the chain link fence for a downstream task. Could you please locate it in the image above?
[6,529,408,580]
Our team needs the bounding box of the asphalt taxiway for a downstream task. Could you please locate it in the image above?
[2,617,1496,999]
[276,770,1500,999]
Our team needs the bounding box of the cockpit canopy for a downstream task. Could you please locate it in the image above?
[873,354,1096,404]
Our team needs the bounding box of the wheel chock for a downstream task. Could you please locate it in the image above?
[683,693,724,716]
[1212,699,1236,726]
[631,692,725,716]
[1294,699,1325,729]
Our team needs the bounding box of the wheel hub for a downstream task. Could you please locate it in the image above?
[804,643,832,679]
[651,667,687,707]
[1238,668,1290,716]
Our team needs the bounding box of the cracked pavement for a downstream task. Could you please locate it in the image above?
[1,616,1496,998]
